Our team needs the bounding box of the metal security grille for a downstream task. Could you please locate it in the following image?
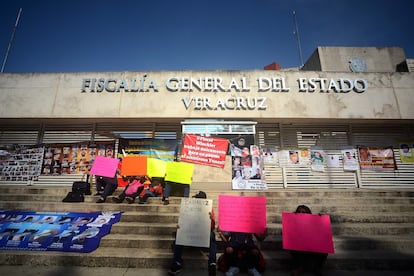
[256,123,414,188]
[1,121,414,188]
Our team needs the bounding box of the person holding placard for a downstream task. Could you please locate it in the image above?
[163,181,190,205]
[289,205,328,276]
[219,231,266,276]
[95,174,119,203]
[112,176,146,204]
[168,191,217,275]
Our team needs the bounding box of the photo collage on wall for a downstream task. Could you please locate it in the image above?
[230,135,267,190]
[0,145,44,181]
[42,141,115,175]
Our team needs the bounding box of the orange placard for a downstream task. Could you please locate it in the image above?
[120,156,147,176]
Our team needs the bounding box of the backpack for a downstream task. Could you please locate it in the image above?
[62,191,85,202]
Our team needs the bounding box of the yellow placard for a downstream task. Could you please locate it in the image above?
[165,161,194,185]
[147,158,167,178]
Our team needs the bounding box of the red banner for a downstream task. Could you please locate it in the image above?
[180,134,228,168]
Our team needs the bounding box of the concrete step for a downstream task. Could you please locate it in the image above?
[1,186,413,271]
[2,196,413,214]
[0,247,413,271]
[2,185,414,197]
[99,233,414,253]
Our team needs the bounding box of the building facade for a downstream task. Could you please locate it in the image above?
[1,47,414,190]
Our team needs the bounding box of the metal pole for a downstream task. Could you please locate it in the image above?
[1,8,22,73]
[293,11,304,68]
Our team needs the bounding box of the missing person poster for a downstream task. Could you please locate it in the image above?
[358,146,396,171]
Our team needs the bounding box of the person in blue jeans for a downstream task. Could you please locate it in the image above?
[95,174,118,203]
[162,181,190,205]
[168,191,217,275]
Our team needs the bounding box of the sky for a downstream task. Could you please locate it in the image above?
[0,0,413,72]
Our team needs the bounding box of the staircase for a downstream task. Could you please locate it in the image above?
[0,185,413,273]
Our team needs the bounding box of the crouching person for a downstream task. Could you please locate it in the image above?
[218,230,267,276]
[168,191,217,275]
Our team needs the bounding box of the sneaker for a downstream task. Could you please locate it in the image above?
[248,268,261,276]
[96,198,105,203]
[225,266,239,276]
[208,263,217,276]
[168,262,182,275]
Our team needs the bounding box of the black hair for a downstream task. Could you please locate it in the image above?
[295,205,312,214]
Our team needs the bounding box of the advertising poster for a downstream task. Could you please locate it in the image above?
[218,195,266,234]
[0,211,121,253]
[358,146,396,171]
[175,198,212,248]
[180,134,228,168]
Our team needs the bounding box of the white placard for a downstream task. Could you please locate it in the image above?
[176,198,212,248]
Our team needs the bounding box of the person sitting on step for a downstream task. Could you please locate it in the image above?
[112,176,146,204]
[289,204,328,276]
[168,191,217,276]
[95,173,118,203]
[218,229,267,276]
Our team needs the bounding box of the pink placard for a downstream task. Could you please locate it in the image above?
[282,212,335,254]
[218,195,266,234]
[89,156,119,177]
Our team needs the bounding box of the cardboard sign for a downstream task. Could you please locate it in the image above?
[89,156,119,177]
[176,198,213,248]
[164,161,194,185]
[282,212,334,254]
[147,158,167,178]
[218,195,266,234]
[120,156,147,176]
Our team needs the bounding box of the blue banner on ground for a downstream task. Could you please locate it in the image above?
[0,210,122,253]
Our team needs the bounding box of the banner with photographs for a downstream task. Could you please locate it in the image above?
[358,146,396,171]
[399,142,414,163]
[42,141,115,175]
[118,138,177,161]
[0,145,44,181]
[0,211,121,253]
[231,142,267,190]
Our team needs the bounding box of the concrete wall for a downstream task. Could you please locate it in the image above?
[309,46,406,73]
[1,70,414,121]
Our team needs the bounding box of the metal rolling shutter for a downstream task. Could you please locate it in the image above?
[351,124,414,188]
